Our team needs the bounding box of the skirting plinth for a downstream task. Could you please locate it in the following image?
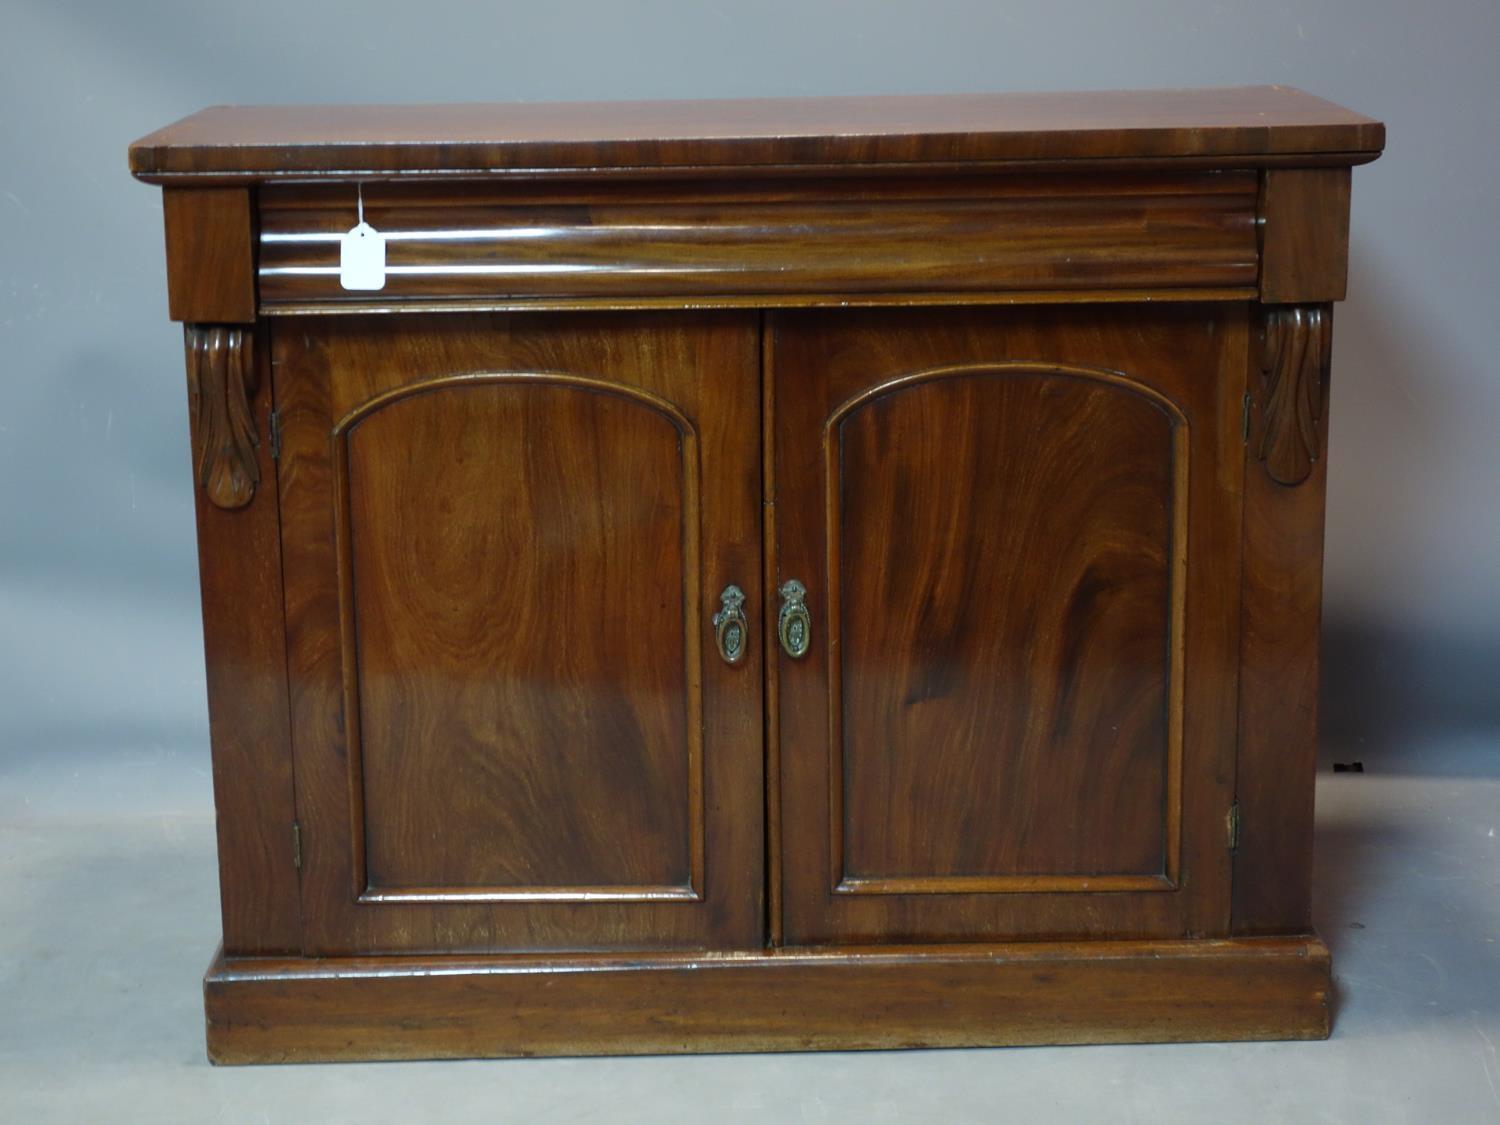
[205,935,1331,1064]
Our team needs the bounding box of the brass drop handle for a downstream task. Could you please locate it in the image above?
[777,579,812,659]
[713,584,749,666]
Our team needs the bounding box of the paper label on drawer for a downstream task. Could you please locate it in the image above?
[340,221,387,291]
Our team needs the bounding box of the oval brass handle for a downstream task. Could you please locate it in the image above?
[713,584,749,666]
[777,579,811,659]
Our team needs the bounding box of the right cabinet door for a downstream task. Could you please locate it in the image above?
[770,306,1247,943]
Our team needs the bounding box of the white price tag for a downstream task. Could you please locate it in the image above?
[340,220,387,291]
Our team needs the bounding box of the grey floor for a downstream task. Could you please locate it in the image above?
[3,740,1498,1124]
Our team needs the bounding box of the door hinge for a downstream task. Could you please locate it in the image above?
[1241,392,1252,443]
[268,409,282,460]
[291,821,302,870]
[1226,801,1241,853]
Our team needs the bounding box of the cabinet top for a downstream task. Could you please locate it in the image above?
[129,86,1382,183]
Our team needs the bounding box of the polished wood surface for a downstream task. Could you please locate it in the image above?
[130,88,1383,1060]
[275,312,763,953]
[344,379,696,897]
[1257,305,1331,485]
[1259,168,1353,303]
[204,937,1331,1062]
[184,326,259,509]
[261,287,1263,318]
[129,87,1382,182]
[161,187,255,322]
[831,364,1178,889]
[256,173,1257,306]
[182,324,301,954]
[1232,303,1335,934]
[771,306,1245,944]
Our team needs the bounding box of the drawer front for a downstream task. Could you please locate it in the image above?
[770,305,1246,944]
[256,173,1258,310]
[276,311,764,955]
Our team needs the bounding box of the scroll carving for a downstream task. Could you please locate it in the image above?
[186,325,260,508]
[1257,305,1331,486]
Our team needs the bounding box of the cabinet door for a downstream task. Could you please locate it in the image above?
[275,313,763,954]
[770,306,1245,943]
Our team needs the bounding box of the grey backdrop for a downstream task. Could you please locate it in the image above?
[3,1,1497,774]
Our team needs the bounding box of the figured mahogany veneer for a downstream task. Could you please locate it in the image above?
[254,173,1260,307]
[276,314,764,954]
[128,87,1382,1062]
[770,306,1246,944]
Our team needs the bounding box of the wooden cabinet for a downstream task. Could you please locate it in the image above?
[129,87,1384,1062]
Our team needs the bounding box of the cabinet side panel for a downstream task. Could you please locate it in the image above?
[188,324,301,953]
[1233,305,1332,933]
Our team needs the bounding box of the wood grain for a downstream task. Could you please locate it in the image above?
[255,173,1258,306]
[827,363,1183,893]
[129,87,1383,182]
[337,374,701,900]
[771,306,1246,944]
[204,936,1332,1063]
[1257,305,1331,485]
[762,319,784,946]
[274,312,763,954]
[126,89,1383,1058]
[1259,168,1352,303]
[183,324,301,954]
[1233,304,1334,933]
[185,326,259,508]
[162,188,256,322]
[261,287,1261,317]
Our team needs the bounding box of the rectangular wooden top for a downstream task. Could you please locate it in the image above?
[130,86,1383,182]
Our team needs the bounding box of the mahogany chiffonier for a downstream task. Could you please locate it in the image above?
[128,87,1384,1063]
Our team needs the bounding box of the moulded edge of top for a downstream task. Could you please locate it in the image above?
[128,86,1385,182]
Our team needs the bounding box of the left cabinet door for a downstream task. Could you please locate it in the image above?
[274,312,764,955]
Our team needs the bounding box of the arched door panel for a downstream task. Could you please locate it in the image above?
[276,313,763,954]
[771,306,1246,944]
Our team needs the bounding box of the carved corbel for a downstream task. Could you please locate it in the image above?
[186,325,260,509]
[1256,305,1331,486]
